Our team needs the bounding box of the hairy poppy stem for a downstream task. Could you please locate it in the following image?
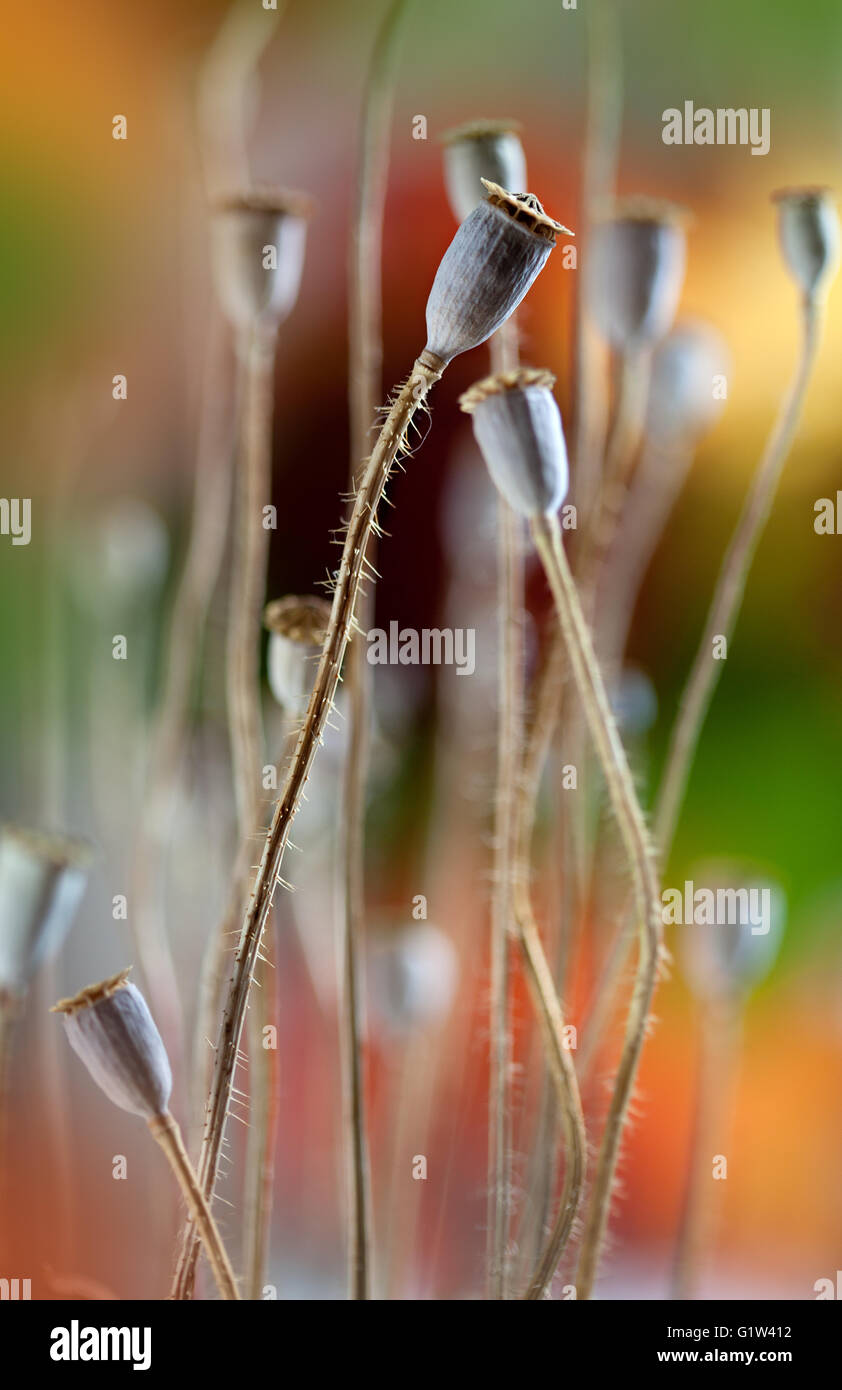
[530,512,662,1300]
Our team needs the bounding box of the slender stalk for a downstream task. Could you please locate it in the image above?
[672,997,741,1300]
[572,0,623,528]
[196,0,284,199]
[530,513,662,1300]
[227,327,274,832]
[510,637,586,1300]
[171,351,445,1299]
[149,1112,240,1300]
[486,322,524,1300]
[341,0,412,1300]
[515,633,568,1274]
[225,324,278,1300]
[516,913,586,1300]
[596,437,694,673]
[655,295,820,849]
[0,993,16,1181]
[487,499,522,1299]
[131,310,235,1076]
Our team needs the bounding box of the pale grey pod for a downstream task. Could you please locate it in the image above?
[679,869,785,1003]
[0,827,90,998]
[460,368,568,518]
[211,189,313,333]
[442,121,528,223]
[264,595,332,715]
[369,924,459,1035]
[68,499,170,615]
[588,199,687,350]
[54,971,172,1119]
[647,320,731,444]
[773,187,840,301]
[425,182,569,366]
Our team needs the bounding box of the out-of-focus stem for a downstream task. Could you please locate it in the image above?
[170,353,444,1300]
[486,322,523,1301]
[226,328,274,832]
[530,513,662,1300]
[341,0,412,1301]
[225,324,278,1301]
[572,0,623,529]
[196,0,284,198]
[510,635,586,1300]
[131,310,235,1079]
[654,296,820,849]
[672,997,742,1300]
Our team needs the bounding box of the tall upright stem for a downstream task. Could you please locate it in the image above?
[226,327,274,831]
[486,323,524,1300]
[171,352,444,1300]
[572,0,623,526]
[225,324,279,1300]
[672,997,741,1300]
[341,0,412,1300]
[530,513,662,1300]
[131,311,235,1077]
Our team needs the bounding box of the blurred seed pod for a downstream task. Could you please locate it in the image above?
[679,865,785,1003]
[609,665,658,737]
[210,188,313,334]
[264,595,332,715]
[368,924,459,1035]
[588,197,688,350]
[53,969,172,1120]
[441,119,527,223]
[646,319,731,445]
[772,187,840,302]
[425,182,569,366]
[0,826,91,999]
[67,498,170,614]
[460,367,568,517]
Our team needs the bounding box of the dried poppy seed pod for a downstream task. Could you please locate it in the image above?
[53,970,172,1119]
[425,182,570,366]
[588,197,688,350]
[53,970,240,1300]
[0,827,90,999]
[460,368,569,518]
[441,120,527,223]
[264,595,333,715]
[772,187,840,302]
[211,188,313,334]
[646,320,731,444]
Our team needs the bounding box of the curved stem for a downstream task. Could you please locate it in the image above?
[510,636,586,1299]
[170,353,444,1300]
[149,1112,240,1301]
[654,295,820,849]
[341,0,412,1301]
[530,513,662,1300]
[130,311,234,1080]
